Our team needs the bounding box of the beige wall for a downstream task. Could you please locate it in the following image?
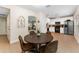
[1,5,37,44]
[37,12,47,33]
[74,7,79,43]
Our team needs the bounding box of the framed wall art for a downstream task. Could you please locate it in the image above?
[17,16,25,28]
[28,16,37,32]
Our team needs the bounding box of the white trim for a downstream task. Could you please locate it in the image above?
[10,39,19,44]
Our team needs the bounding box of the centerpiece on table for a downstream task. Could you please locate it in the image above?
[36,20,41,37]
[37,30,40,37]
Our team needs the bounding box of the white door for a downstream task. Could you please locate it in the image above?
[7,13,11,43]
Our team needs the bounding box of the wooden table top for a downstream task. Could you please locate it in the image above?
[24,33,53,44]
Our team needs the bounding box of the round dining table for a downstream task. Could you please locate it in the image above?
[24,33,53,53]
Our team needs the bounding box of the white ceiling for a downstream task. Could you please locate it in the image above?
[19,5,78,18]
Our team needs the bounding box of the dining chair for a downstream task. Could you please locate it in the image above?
[40,32,53,48]
[40,40,58,53]
[46,32,51,35]
[18,35,33,53]
[45,40,58,53]
[46,32,53,40]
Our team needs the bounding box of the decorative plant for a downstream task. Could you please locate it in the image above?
[37,30,40,33]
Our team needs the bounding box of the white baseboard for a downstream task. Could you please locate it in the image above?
[10,39,19,44]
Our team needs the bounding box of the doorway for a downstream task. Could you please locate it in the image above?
[55,22,60,33]
[0,6,10,43]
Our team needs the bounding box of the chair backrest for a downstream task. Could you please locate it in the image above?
[46,32,51,35]
[45,40,58,53]
[46,32,53,39]
[47,33,53,41]
[18,35,24,49]
[30,31,36,35]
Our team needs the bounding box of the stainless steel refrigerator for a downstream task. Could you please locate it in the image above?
[64,20,74,35]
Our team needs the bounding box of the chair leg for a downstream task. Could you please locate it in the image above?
[21,50,25,53]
